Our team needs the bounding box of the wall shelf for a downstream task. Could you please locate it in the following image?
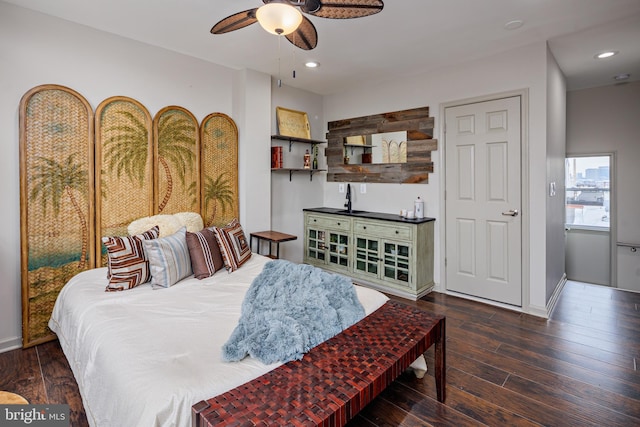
[272,134,326,152]
[271,135,326,181]
[271,168,326,181]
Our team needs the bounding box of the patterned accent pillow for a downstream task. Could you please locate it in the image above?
[102,226,160,292]
[214,219,252,272]
[186,228,225,279]
[142,227,193,289]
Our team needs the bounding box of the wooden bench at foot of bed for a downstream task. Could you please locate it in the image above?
[192,301,446,427]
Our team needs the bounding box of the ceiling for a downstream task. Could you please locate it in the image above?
[5,0,640,95]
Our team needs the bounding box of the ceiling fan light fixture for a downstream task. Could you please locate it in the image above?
[256,2,303,36]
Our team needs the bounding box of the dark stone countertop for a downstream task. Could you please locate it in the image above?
[303,207,435,224]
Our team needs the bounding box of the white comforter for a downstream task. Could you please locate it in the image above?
[49,254,389,427]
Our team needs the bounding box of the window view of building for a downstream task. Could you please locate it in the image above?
[565,156,610,229]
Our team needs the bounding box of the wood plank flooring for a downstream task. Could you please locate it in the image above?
[1,280,638,426]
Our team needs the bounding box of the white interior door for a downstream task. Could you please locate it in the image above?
[445,96,522,306]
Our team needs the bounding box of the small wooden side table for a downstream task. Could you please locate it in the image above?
[250,231,297,259]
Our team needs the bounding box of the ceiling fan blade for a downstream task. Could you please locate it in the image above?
[211,8,258,34]
[285,15,318,50]
[303,0,383,19]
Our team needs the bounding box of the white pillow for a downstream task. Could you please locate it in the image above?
[128,214,182,237]
[142,227,192,289]
[173,212,204,233]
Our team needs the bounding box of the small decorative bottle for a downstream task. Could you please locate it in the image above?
[312,145,318,169]
[303,149,311,169]
[414,197,424,218]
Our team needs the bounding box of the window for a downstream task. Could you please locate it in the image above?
[565,156,610,229]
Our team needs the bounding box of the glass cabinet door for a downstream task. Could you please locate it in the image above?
[307,229,326,262]
[383,242,410,284]
[328,232,349,269]
[355,237,379,277]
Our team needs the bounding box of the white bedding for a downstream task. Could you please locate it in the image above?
[49,254,389,427]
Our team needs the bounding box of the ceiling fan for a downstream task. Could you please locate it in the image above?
[211,0,384,50]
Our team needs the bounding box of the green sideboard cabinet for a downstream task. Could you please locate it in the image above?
[303,208,435,300]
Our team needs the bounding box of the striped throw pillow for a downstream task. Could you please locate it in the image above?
[214,219,252,272]
[102,226,159,291]
[142,227,193,288]
[186,228,225,279]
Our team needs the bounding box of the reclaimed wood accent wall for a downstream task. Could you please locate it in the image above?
[326,106,437,183]
[20,84,239,347]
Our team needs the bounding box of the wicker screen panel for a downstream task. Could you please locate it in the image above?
[95,97,153,266]
[200,113,239,227]
[153,106,200,214]
[19,85,95,347]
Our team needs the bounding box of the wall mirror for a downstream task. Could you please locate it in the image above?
[326,107,437,184]
[344,131,408,165]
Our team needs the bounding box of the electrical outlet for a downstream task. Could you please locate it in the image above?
[360,183,367,194]
[338,183,345,193]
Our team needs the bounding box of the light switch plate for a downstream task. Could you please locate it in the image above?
[549,182,556,197]
[360,183,367,194]
[339,183,345,193]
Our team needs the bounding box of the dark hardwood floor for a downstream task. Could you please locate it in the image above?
[1,280,639,426]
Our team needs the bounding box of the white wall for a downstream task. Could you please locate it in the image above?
[545,46,568,301]
[322,42,551,315]
[0,2,272,351]
[567,81,640,290]
[233,69,273,235]
[270,81,325,262]
[566,229,611,285]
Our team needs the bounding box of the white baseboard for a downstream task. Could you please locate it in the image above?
[526,304,549,318]
[0,336,22,354]
[528,274,567,318]
[546,273,567,316]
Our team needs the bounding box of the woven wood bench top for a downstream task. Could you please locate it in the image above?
[192,300,446,427]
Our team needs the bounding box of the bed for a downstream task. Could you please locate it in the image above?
[49,253,392,427]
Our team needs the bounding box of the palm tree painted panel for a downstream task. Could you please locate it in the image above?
[20,86,241,348]
[200,113,239,227]
[19,85,95,347]
[95,97,153,267]
[153,107,199,214]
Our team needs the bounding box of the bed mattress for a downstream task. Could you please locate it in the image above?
[49,254,389,427]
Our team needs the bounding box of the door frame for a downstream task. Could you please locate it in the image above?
[438,89,531,312]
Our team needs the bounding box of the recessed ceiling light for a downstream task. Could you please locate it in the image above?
[305,61,319,68]
[504,20,524,30]
[595,51,618,59]
[614,73,630,81]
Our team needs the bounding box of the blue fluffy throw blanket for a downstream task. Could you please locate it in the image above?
[222,260,365,364]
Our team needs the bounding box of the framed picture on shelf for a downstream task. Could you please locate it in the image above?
[345,135,365,145]
[276,106,311,139]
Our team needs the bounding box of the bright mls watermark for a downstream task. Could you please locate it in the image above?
[0,405,69,426]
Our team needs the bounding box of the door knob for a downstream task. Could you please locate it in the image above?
[502,209,519,217]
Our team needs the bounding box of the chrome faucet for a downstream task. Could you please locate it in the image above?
[344,183,352,213]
